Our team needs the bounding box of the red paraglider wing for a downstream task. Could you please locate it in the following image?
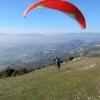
[23,0,86,29]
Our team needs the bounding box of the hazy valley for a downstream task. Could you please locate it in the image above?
[0,33,100,70]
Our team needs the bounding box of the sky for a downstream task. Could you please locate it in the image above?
[0,0,100,35]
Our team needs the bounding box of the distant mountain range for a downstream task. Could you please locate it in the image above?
[0,32,100,44]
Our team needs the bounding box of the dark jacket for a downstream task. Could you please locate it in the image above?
[53,58,61,66]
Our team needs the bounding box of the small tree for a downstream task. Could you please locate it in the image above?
[18,65,24,71]
[18,65,28,75]
[67,56,74,61]
[4,66,11,71]
[2,66,15,77]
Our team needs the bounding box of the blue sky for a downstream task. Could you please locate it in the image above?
[0,0,100,34]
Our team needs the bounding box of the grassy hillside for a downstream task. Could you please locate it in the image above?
[0,57,100,100]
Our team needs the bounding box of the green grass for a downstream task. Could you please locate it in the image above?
[89,50,100,54]
[0,57,100,100]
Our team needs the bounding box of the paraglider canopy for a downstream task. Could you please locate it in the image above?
[23,0,86,29]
